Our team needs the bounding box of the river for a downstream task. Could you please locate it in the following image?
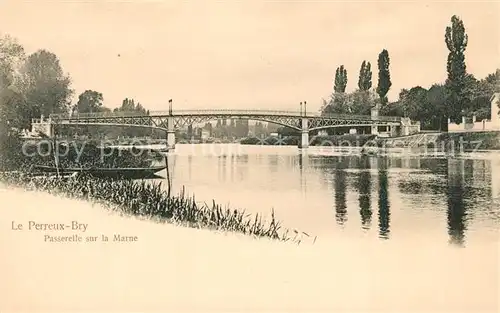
[2,143,499,311]
[145,143,500,247]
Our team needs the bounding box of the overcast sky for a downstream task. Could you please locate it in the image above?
[0,0,498,112]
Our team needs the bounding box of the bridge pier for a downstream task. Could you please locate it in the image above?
[299,131,309,149]
[167,131,176,150]
[298,117,309,149]
[166,116,176,150]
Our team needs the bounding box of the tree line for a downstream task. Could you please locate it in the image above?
[1,14,499,142]
[0,34,157,139]
[322,15,500,131]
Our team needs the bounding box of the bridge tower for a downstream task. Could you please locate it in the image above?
[298,101,309,148]
[166,99,176,150]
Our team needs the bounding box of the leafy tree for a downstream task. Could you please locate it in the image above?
[0,35,25,89]
[426,84,448,130]
[445,15,469,123]
[358,61,372,91]
[323,92,349,114]
[376,49,392,104]
[485,69,500,91]
[322,90,377,115]
[73,90,104,113]
[380,99,404,117]
[114,98,141,113]
[399,86,429,121]
[0,35,27,130]
[349,90,377,115]
[334,65,348,93]
[0,88,25,128]
[15,49,73,128]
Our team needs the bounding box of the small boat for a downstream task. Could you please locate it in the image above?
[32,165,166,179]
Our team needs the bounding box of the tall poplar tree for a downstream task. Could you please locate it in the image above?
[445,15,469,123]
[334,65,348,93]
[376,49,392,105]
[358,61,372,91]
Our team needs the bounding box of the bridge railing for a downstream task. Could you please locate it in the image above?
[50,111,147,119]
[317,112,401,122]
[157,109,303,116]
[49,110,401,122]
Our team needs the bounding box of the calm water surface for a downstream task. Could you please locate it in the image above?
[150,144,500,247]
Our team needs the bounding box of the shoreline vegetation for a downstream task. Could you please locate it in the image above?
[0,171,311,244]
[0,139,311,244]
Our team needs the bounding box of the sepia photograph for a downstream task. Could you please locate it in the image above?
[0,0,499,312]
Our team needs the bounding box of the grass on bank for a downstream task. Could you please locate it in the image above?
[0,172,311,244]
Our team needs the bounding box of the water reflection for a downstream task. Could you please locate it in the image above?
[491,159,500,199]
[377,158,391,240]
[218,155,227,182]
[334,157,348,225]
[446,159,468,247]
[357,156,372,230]
[160,145,500,246]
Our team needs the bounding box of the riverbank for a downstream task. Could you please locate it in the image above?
[378,131,500,151]
[0,185,497,312]
[0,172,304,242]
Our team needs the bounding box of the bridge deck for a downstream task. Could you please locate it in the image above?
[50,110,401,122]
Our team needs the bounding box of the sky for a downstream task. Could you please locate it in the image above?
[0,0,498,113]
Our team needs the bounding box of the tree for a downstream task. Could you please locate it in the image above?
[74,90,104,113]
[0,88,25,128]
[334,65,348,93]
[485,69,500,91]
[0,35,25,89]
[115,98,135,113]
[323,92,350,114]
[445,15,469,123]
[358,61,372,91]
[349,90,377,115]
[426,84,448,130]
[322,90,377,116]
[399,86,429,122]
[380,99,404,117]
[376,49,392,105]
[0,35,27,130]
[16,49,73,127]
